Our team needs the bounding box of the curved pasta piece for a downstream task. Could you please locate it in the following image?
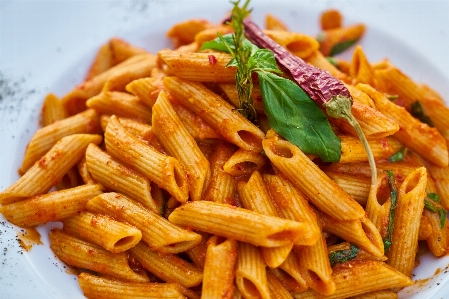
[263,29,319,59]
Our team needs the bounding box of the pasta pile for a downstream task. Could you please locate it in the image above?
[2,7,449,299]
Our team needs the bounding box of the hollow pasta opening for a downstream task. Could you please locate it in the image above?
[237,130,262,149]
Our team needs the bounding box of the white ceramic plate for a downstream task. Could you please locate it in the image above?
[1,0,449,298]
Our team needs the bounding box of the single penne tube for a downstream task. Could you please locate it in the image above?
[84,42,114,81]
[339,135,403,164]
[238,171,293,268]
[0,134,102,204]
[345,84,375,107]
[130,241,203,288]
[108,37,149,65]
[262,134,365,221]
[41,93,68,126]
[61,53,157,115]
[86,192,201,253]
[104,115,189,203]
[356,83,448,167]
[350,45,376,85]
[49,229,148,282]
[330,101,399,139]
[86,91,153,122]
[325,171,371,205]
[0,184,103,227]
[320,213,385,258]
[168,200,309,248]
[266,270,296,299]
[158,49,235,82]
[318,23,366,57]
[365,172,391,234]
[202,141,237,204]
[263,30,319,59]
[163,76,265,152]
[265,14,289,31]
[63,211,142,253]
[78,273,186,299]
[85,143,158,212]
[296,216,335,296]
[167,18,213,46]
[236,242,271,299]
[125,77,162,108]
[291,260,412,299]
[223,148,269,177]
[201,236,237,299]
[20,108,101,172]
[387,167,427,277]
[152,91,210,201]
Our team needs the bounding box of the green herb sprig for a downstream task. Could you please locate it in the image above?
[201,0,341,162]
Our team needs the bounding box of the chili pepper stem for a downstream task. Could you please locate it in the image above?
[324,95,377,186]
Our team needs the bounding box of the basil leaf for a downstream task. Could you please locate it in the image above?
[251,49,281,73]
[258,71,341,162]
[328,244,359,267]
[330,39,358,56]
[201,34,259,55]
[389,147,405,162]
[411,101,434,127]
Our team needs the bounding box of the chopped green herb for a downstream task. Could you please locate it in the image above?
[424,195,447,228]
[388,147,406,163]
[427,192,441,203]
[329,39,358,56]
[410,101,434,127]
[384,170,398,252]
[328,244,359,267]
[386,94,399,101]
